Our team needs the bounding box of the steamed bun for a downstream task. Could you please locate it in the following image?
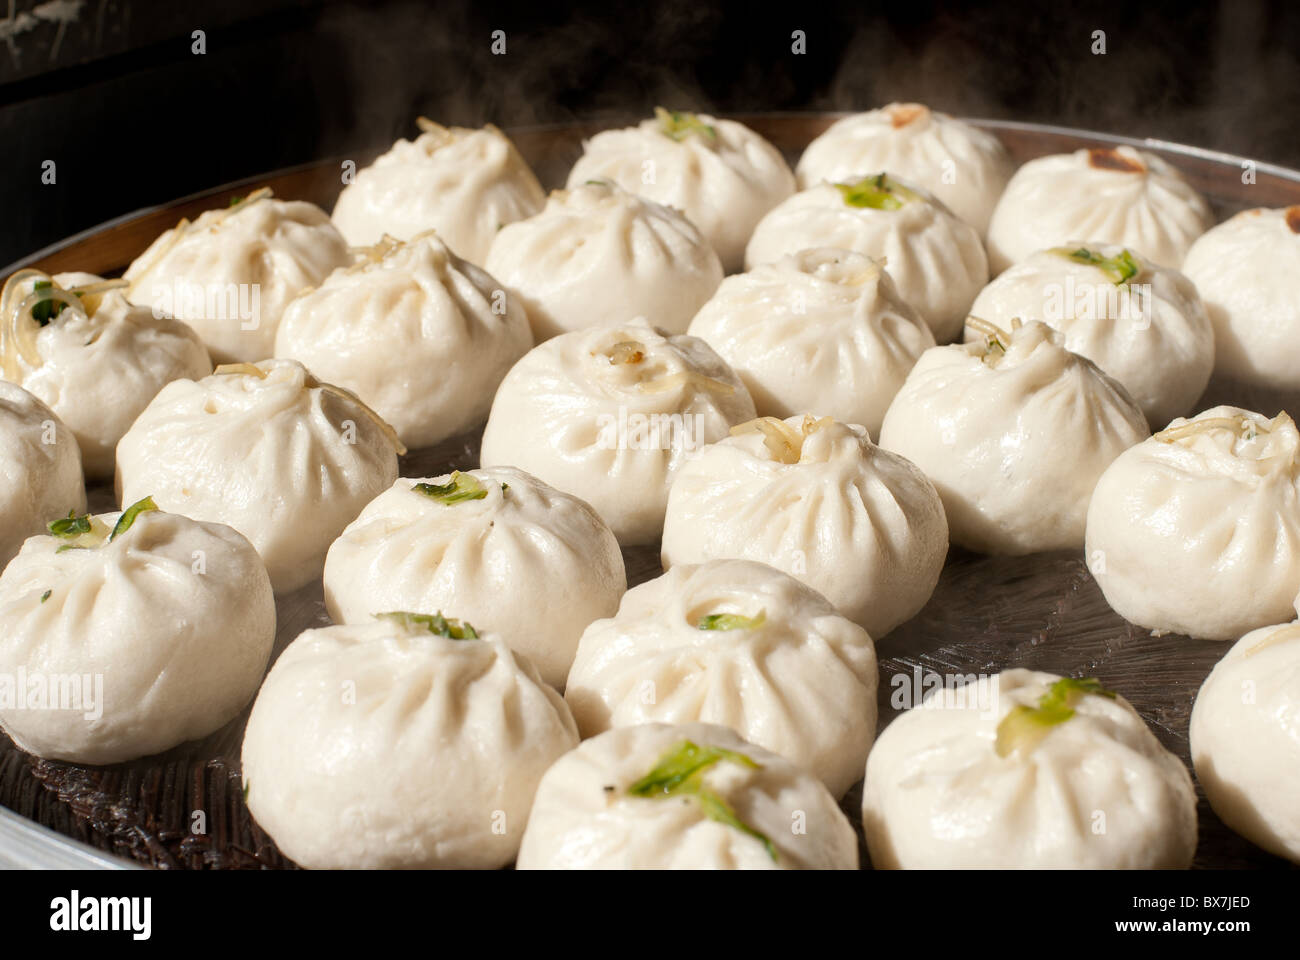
[1191,619,1300,863]
[274,231,532,450]
[687,248,934,437]
[863,670,1198,868]
[880,320,1149,554]
[0,504,274,765]
[662,414,948,638]
[744,174,987,341]
[565,559,877,797]
[966,244,1213,427]
[331,120,545,263]
[116,359,402,592]
[485,180,722,340]
[567,109,795,272]
[480,320,756,544]
[986,146,1212,274]
[1085,407,1300,640]
[517,722,859,869]
[124,190,350,363]
[796,103,1014,235]
[241,613,578,869]
[324,466,625,688]
[1182,206,1300,390]
[1,270,211,477]
[0,381,85,569]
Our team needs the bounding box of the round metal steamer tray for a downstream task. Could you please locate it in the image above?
[2,115,1298,870]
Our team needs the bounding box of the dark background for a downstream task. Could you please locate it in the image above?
[1,0,1297,266]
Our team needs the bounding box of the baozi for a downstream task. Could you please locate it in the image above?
[0,502,275,765]
[565,559,877,798]
[484,180,723,341]
[241,613,578,869]
[116,359,402,592]
[744,174,988,342]
[480,320,756,545]
[1085,406,1300,640]
[332,120,545,262]
[862,670,1198,868]
[796,103,1014,235]
[0,381,84,569]
[687,248,934,437]
[516,722,859,869]
[661,414,948,639]
[1182,206,1300,390]
[1,270,211,477]
[566,109,795,272]
[986,146,1212,274]
[879,319,1149,554]
[965,245,1213,427]
[323,466,625,688]
[1191,616,1300,863]
[274,231,532,450]
[124,189,350,364]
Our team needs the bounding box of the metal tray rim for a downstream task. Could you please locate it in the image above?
[8,114,1300,279]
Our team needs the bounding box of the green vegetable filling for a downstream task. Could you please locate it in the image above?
[375,610,479,639]
[412,472,489,505]
[47,497,157,554]
[28,279,86,326]
[655,107,717,142]
[1049,246,1141,285]
[995,677,1117,758]
[835,173,920,211]
[627,739,776,862]
[47,511,92,538]
[697,609,767,631]
[110,497,158,541]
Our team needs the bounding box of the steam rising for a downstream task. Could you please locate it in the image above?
[312,0,1300,168]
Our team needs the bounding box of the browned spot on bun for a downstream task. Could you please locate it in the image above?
[1286,206,1300,233]
[1087,148,1146,173]
[888,104,928,128]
